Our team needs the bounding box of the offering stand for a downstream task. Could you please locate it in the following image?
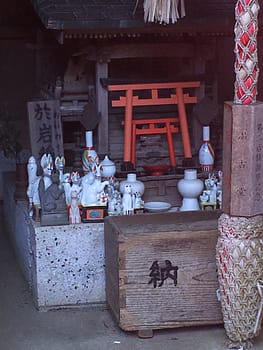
[104,210,223,337]
[3,172,105,311]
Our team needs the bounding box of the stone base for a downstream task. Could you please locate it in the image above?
[33,222,105,310]
[40,211,69,226]
[3,173,106,310]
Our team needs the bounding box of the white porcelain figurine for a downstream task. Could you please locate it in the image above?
[122,183,134,215]
[27,156,40,218]
[55,156,65,190]
[69,190,81,224]
[80,172,109,206]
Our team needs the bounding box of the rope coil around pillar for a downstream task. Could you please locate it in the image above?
[234,0,260,104]
[216,213,263,348]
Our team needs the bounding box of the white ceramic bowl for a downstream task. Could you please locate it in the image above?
[144,201,172,213]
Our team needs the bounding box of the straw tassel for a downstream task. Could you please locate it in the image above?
[144,0,185,24]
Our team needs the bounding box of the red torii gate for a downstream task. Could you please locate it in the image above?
[108,81,200,168]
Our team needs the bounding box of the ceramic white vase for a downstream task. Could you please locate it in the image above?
[119,173,145,196]
[177,169,204,211]
[100,155,116,178]
[82,131,98,173]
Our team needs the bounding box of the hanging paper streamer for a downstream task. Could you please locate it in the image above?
[234,0,260,104]
[143,0,185,25]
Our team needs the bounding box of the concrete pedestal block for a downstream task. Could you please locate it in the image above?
[32,222,105,310]
[3,173,105,311]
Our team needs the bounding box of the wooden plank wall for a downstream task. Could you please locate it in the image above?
[108,110,191,171]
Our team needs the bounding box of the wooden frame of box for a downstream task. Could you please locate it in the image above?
[104,210,223,334]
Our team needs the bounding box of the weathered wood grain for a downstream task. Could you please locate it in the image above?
[104,211,223,332]
[222,102,263,216]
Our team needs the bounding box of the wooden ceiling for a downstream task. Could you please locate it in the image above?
[30,0,259,37]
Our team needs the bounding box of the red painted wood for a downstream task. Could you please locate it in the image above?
[176,87,192,158]
[131,118,179,166]
[123,89,133,162]
[108,81,200,91]
[108,81,200,166]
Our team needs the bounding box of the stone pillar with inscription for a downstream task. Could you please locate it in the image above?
[216,1,263,349]
[222,102,263,217]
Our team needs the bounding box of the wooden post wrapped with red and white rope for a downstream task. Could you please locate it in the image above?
[234,0,260,104]
[216,2,263,348]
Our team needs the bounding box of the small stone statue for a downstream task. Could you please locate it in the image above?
[38,153,68,226]
[69,190,81,224]
[122,183,134,215]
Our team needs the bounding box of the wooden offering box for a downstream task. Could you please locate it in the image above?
[104,210,223,335]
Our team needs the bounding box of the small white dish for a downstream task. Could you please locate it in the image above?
[144,201,172,213]
[168,206,179,212]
